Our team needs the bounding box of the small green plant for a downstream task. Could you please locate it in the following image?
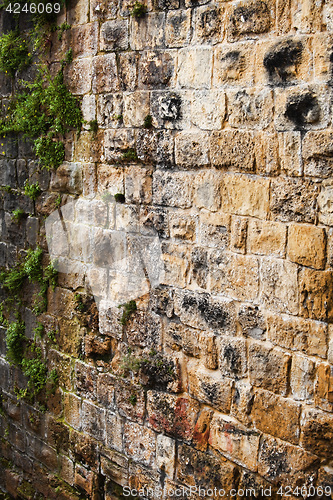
[33,322,44,340]
[121,350,142,374]
[118,300,137,326]
[143,114,153,128]
[114,193,125,203]
[0,31,31,78]
[129,393,137,406]
[56,22,71,41]
[130,1,147,18]
[24,181,41,201]
[112,113,123,121]
[46,368,59,395]
[21,343,48,396]
[5,321,25,365]
[34,136,65,169]
[55,194,62,208]
[1,185,13,194]
[89,119,98,134]
[121,148,138,161]
[47,329,57,343]
[11,208,26,224]
[74,293,85,313]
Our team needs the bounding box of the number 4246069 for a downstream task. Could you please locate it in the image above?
[6,3,61,13]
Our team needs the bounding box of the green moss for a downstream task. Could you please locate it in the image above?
[129,393,137,406]
[11,208,26,223]
[121,148,138,161]
[21,343,48,395]
[118,300,137,326]
[89,119,98,134]
[0,31,31,78]
[5,320,25,365]
[56,22,71,41]
[74,293,85,313]
[24,181,42,200]
[55,194,62,208]
[34,136,65,170]
[143,114,153,128]
[33,322,44,339]
[114,193,125,203]
[130,1,147,18]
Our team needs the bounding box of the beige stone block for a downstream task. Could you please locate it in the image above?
[260,258,299,315]
[105,413,123,452]
[150,89,192,130]
[227,0,273,41]
[156,435,175,478]
[138,50,177,90]
[314,362,333,412]
[97,165,124,195]
[169,212,197,242]
[276,0,291,33]
[266,312,328,358]
[299,268,333,321]
[288,223,326,269]
[318,179,333,226]
[175,130,210,167]
[187,360,233,413]
[100,20,129,52]
[211,131,255,171]
[153,171,193,208]
[290,354,315,401]
[118,52,139,92]
[278,131,302,176]
[230,216,247,254]
[124,422,156,467]
[219,336,247,379]
[248,219,286,257]
[213,42,255,87]
[64,393,81,430]
[161,242,189,288]
[92,54,119,94]
[303,131,333,178]
[251,388,301,444]
[221,173,270,219]
[123,91,150,128]
[209,413,260,472]
[249,342,291,396]
[177,47,213,89]
[104,129,135,163]
[130,13,165,50]
[300,407,333,457]
[64,58,93,95]
[194,171,222,212]
[81,95,96,129]
[68,0,89,24]
[165,10,191,48]
[270,177,319,224]
[71,23,98,59]
[291,0,324,33]
[90,0,117,20]
[254,132,279,176]
[199,212,230,248]
[313,34,333,82]
[200,332,219,370]
[192,4,224,45]
[191,90,226,130]
[230,381,253,426]
[227,88,273,129]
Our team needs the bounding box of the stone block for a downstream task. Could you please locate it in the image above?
[227,88,273,129]
[137,129,174,166]
[318,179,333,226]
[115,379,145,423]
[124,166,152,205]
[300,408,333,458]
[67,0,89,24]
[150,90,192,129]
[64,58,92,95]
[153,171,193,208]
[230,381,254,426]
[200,332,219,370]
[74,464,98,496]
[105,413,123,452]
[92,54,119,93]
[165,10,191,49]
[138,51,176,90]
[169,212,196,242]
[101,451,129,487]
[188,360,233,412]
[254,131,279,175]
[156,434,175,478]
[97,93,123,129]
[247,219,286,257]
[124,422,156,467]
[147,391,199,440]
[194,171,222,212]
[270,177,319,223]
[193,4,224,45]
[161,241,189,288]
[266,312,327,358]
[175,130,210,167]
[130,13,165,50]
[213,42,255,86]
[227,0,272,41]
[100,20,129,51]
[177,47,213,89]
[291,0,323,33]
[50,162,83,194]
[230,216,247,254]
[97,164,124,195]
[237,304,266,340]
[259,258,299,315]
[313,33,333,82]
[221,173,270,218]
[90,0,118,20]
[258,435,319,486]
[248,342,291,396]
[71,22,98,59]
[288,223,326,269]
[278,131,302,176]
[199,212,229,248]
[209,413,260,472]
[75,130,104,163]
[314,363,333,412]
[303,131,333,178]
[299,268,333,322]
[210,131,255,171]
[251,388,301,444]
[290,354,315,401]
[123,91,150,127]
[75,361,98,400]
[219,337,247,379]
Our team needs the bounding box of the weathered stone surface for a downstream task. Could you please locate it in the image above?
[303,131,333,178]
[92,54,119,93]
[156,434,175,478]
[270,177,319,223]
[219,337,247,379]
[300,408,333,457]
[209,413,260,472]
[130,13,165,50]
[165,10,191,48]
[221,174,270,218]
[230,381,254,426]
[124,422,156,467]
[191,90,226,130]
[318,179,333,226]
[100,20,129,51]
[290,354,315,401]
[251,388,301,444]
[153,171,193,208]
[299,268,333,322]
[288,223,326,269]
[213,42,255,86]
[227,88,273,129]
[178,48,213,89]
[247,219,286,257]
[188,361,233,412]
[175,131,210,168]
[210,131,255,171]
[314,363,333,412]
[227,0,271,41]
[260,258,298,315]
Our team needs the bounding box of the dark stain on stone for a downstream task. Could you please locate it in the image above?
[285,91,320,127]
[223,345,241,374]
[230,0,270,37]
[263,39,303,83]
[160,95,182,121]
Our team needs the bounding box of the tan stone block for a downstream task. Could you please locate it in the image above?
[194,171,222,212]
[276,0,291,33]
[150,89,192,130]
[288,223,326,269]
[266,312,328,358]
[177,47,213,89]
[90,0,117,20]
[101,455,128,488]
[64,393,81,430]
[169,212,196,242]
[64,58,92,95]
[123,91,150,128]
[303,131,333,178]
[248,219,286,257]
[230,216,247,254]
[71,23,98,59]
[83,162,97,197]
[258,435,319,486]
[213,41,255,87]
[248,342,291,396]
[278,131,302,176]
[251,388,301,444]
[130,13,165,50]
[97,165,124,195]
[115,380,145,423]
[92,54,119,94]
[156,434,175,478]
[165,322,201,357]
[227,0,272,42]
[68,0,89,24]
[300,407,333,457]
[219,337,247,379]
[165,10,191,48]
[221,173,269,218]
[299,268,333,321]
[118,52,139,92]
[200,332,219,370]
[199,212,230,248]
[230,381,254,426]
[318,179,333,226]
[211,131,255,171]
[161,242,189,288]
[153,171,193,208]
[192,4,224,45]
[105,413,123,452]
[237,304,266,339]
[175,130,210,167]
[313,33,333,82]
[125,166,152,204]
[100,20,129,52]
[138,50,176,90]
[209,413,260,472]
[315,363,333,413]
[290,354,315,401]
[260,258,299,315]
[227,88,273,129]
[270,177,319,224]
[254,131,279,175]
[124,422,156,467]
[291,0,323,33]
[191,90,226,130]
[188,360,233,413]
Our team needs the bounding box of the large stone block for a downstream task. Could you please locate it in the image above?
[314,363,333,413]
[153,171,193,208]
[124,422,156,467]
[92,54,119,93]
[175,130,210,168]
[318,179,333,226]
[227,0,272,41]
[290,354,315,401]
[130,13,165,50]
[221,173,270,218]
[219,337,247,379]
[165,10,191,48]
[288,223,326,269]
[123,91,150,127]
[100,20,129,51]
[177,47,213,89]
[64,58,93,94]
[299,268,333,322]
[247,219,286,257]
[210,131,255,171]
[278,131,302,176]
[251,388,301,444]
[259,258,299,315]
[303,131,333,178]
[138,51,176,89]
[227,88,273,129]
[71,23,98,59]
[300,408,333,457]
[213,42,255,86]
[270,177,319,223]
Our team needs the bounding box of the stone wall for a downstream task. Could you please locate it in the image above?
[1,0,333,498]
